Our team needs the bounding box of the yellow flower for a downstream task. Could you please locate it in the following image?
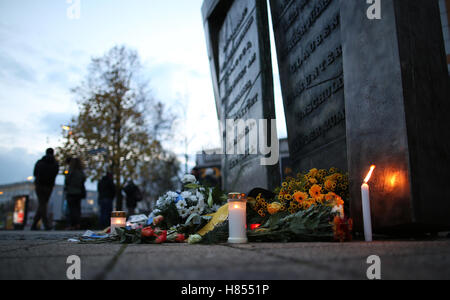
[282,182,288,187]
[309,184,322,199]
[325,179,336,191]
[285,194,292,201]
[309,178,318,184]
[267,202,282,215]
[293,191,308,203]
[325,192,337,201]
[308,168,318,177]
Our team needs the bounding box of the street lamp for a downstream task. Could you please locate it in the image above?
[62,125,73,136]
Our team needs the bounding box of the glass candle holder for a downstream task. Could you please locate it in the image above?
[228,193,248,244]
[111,211,126,234]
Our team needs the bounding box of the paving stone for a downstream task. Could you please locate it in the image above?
[1,231,449,280]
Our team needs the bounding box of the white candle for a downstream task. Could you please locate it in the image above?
[111,211,126,235]
[361,165,376,242]
[228,193,248,244]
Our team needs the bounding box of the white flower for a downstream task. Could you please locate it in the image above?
[212,204,221,212]
[196,191,205,201]
[176,199,187,210]
[182,174,197,185]
[167,191,178,198]
[188,206,196,215]
[181,191,192,199]
[189,195,198,202]
[179,208,190,219]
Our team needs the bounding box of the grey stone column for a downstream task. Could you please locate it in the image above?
[340,0,450,233]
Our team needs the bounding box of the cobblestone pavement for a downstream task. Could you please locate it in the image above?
[0,231,449,280]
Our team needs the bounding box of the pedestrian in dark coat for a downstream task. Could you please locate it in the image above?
[32,148,59,230]
[98,172,116,228]
[123,180,142,215]
[64,157,86,230]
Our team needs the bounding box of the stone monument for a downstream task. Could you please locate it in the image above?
[340,0,450,233]
[202,0,280,193]
[270,0,348,173]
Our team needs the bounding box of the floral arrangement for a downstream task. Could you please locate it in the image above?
[78,170,352,245]
[245,168,353,243]
[149,174,225,230]
[251,168,349,218]
[109,174,227,244]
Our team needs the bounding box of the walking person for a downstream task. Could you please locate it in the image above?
[123,180,142,215]
[31,148,59,230]
[97,172,116,228]
[64,157,86,230]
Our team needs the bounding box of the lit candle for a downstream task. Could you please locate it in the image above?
[111,211,126,235]
[361,165,376,242]
[228,193,248,244]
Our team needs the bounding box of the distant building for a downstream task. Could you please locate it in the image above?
[0,181,98,229]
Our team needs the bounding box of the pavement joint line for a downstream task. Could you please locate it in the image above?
[93,243,128,280]
[0,240,64,255]
[220,244,363,279]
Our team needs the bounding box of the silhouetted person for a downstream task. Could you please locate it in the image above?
[191,167,201,181]
[123,180,142,215]
[203,168,219,188]
[98,172,116,228]
[32,148,59,231]
[64,157,86,230]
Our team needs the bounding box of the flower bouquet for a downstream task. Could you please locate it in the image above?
[112,174,227,244]
[245,168,353,242]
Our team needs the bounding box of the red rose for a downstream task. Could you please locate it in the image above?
[175,234,186,243]
[141,227,155,238]
[155,232,167,244]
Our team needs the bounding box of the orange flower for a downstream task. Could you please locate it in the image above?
[308,168,319,177]
[293,192,308,203]
[324,179,336,191]
[309,178,318,184]
[309,184,322,199]
[325,192,338,201]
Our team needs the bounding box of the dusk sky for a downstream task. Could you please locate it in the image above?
[0,0,286,187]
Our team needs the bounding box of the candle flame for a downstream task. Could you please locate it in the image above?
[364,165,376,183]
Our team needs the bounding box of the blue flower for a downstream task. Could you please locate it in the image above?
[175,194,184,204]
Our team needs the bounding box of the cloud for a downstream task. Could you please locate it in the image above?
[0,147,40,185]
[0,50,36,84]
[39,111,75,135]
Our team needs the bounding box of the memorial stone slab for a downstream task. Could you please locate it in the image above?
[270,0,348,173]
[340,0,450,233]
[202,0,280,193]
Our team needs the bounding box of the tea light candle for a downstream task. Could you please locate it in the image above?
[228,193,248,244]
[111,211,126,234]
